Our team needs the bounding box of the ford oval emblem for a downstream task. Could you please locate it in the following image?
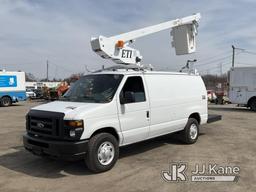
[37,122,44,128]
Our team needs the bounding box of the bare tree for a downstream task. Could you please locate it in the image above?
[25,73,37,82]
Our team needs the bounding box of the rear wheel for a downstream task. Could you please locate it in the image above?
[181,118,199,144]
[249,99,256,111]
[0,96,12,107]
[85,133,119,173]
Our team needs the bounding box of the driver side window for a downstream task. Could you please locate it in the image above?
[120,76,146,103]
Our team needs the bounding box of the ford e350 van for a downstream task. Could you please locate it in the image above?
[23,69,221,172]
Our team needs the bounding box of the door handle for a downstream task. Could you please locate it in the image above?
[146,111,150,118]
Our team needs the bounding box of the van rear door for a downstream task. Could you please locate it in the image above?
[117,76,150,145]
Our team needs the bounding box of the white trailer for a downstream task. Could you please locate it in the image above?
[25,82,62,90]
[228,67,256,111]
[0,71,26,106]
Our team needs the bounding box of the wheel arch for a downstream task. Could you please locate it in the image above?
[189,112,201,125]
[90,127,120,142]
[1,95,11,99]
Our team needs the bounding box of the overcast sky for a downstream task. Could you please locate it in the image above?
[1,0,256,79]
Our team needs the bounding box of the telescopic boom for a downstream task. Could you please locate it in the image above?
[91,13,201,66]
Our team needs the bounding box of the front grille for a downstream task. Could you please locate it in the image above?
[26,110,65,139]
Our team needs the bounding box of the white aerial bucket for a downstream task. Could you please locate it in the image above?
[171,23,198,55]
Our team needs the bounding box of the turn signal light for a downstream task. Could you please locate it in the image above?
[65,120,84,128]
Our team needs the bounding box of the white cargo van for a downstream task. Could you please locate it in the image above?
[228,67,256,111]
[23,69,221,172]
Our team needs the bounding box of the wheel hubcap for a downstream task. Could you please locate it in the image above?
[3,98,9,105]
[189,124,198,140]
[97,141,115,166]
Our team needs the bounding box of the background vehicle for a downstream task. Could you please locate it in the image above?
[0,70,26,107]
[33,89,43,99]
[207,90,217,103]
[228,67,256,111]
[26,89,36,98]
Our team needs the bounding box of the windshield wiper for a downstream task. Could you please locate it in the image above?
[82,96,106,103]
[60,95,71,101]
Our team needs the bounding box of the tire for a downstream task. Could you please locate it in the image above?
[0,96,12,107]
[85,133,119,173]
[249,99,256,112]
[181,118,199,144]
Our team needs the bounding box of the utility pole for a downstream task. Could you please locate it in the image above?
[46,60,49,82]
[232,45,235,68]
[232,45,245,68]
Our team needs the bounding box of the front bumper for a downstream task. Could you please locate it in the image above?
[23,134,88,161]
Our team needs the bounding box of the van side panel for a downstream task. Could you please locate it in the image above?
[144,74,207,138]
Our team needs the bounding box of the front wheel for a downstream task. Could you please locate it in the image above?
[181,118,199,144]
[85,133,119,173]
[249,99,256,111]
[0,96,12,107]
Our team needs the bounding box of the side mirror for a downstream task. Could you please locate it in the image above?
[120,91,135,104]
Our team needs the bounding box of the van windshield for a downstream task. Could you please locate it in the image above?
[61,74,123,103]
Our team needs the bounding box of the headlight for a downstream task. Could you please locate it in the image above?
[69,129,76,137]
[69,127,84,137]
[64,120,84,139]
